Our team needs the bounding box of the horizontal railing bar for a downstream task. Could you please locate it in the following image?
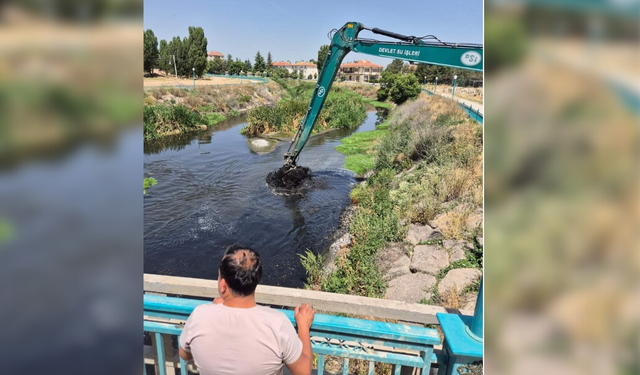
[144,295,440,346]
[144,321,432,369]
[144,274,471,325]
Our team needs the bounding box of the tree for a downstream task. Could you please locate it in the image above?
[385,59,404,74]
[254,51,266,72]
[143,29,159,75]
[307,74,313,80]
[208,57,226,74]
[243,59,253,74]
[167,36,187,77]
[158,39,170,74]
[389,74,421,104]
[228,60,243,75]
[266,52,273,69]
[299,70,304,80]
[186,26,208,77]
[313,73,317,79]
[317,44,330,72]
[413,63,431,84]
[226,54,234,68]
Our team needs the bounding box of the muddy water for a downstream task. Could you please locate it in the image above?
[144,110,387,287]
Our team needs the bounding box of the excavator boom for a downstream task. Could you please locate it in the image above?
[283,22,482,167]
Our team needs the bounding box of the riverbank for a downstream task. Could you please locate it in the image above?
[143,81,286,140]
[304,94,483,311]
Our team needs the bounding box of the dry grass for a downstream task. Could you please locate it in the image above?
[432,206,473,240]
[143,81,285,114]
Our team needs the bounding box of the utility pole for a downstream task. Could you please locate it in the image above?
[172,55,178,80]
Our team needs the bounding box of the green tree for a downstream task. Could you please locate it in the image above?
[385,59,404,74]
[228,60,243,75]
[266,51,273,69]
[313,73,317,79]
[307,74,313,80]
[389,74,421,104]
[254,51,266,72]
[167,36,188,77]
[317,44,329,72]
[143,29,159,75]
[226,54,233,69]
[186,26,208,77]
[208,57,226,74]
[243,59,253,74]
[298,70,304,80]
[158,39,170,74]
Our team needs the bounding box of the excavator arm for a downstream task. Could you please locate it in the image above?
[283,22,483,167]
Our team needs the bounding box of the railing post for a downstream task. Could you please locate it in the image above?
[470,277,483,339]
[436,276,483,375]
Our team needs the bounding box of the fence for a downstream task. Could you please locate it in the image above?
[143,274,482,375]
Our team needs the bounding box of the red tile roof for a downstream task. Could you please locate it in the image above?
[293,61,316,67]
[207,51,224,57]
[340,60,383,68]
[272,61,291,67]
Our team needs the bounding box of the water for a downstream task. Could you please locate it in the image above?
[144,110,386,287]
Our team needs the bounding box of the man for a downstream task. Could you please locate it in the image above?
[179,245,315,375]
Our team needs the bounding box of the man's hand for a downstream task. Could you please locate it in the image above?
[294,303,315,331]
[213,296,224,304]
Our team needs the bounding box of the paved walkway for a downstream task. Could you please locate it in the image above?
[431,90,483,115]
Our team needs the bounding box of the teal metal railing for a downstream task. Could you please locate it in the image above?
[144,294,441,375]
[422,88,483,124]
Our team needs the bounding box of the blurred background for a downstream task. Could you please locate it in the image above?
[0,0,638,374]
[484,1,638,375]
[0,1,142,374]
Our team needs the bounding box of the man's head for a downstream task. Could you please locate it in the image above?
[218,244,262,297]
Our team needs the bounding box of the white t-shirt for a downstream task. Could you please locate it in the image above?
[179,303,303,375]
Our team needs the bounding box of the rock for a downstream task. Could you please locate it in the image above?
[442,240,472,263]
[410,245,449,275]
[466,208,483,230]
[385,273,436,303]
[462,293,478,311]
[438,268,482,296]
[376,243,411,281]
[405,224,443,245]
[477,236,483,248]
[323,232,352,277]
[246,137,278,154]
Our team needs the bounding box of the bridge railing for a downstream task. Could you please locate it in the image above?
[143,274,475,375]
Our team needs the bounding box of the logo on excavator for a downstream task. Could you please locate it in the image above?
[318,86,326,97]
[461,51,481,66]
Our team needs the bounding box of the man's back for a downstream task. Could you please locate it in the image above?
[179,303,302,375]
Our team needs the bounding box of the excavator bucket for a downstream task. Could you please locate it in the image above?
[266,165,311,189]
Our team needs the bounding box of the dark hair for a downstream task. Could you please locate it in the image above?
[219,244,262,296]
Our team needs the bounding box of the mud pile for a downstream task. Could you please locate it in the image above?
[266,166,312,189]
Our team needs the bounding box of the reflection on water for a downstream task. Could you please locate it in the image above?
[144,111,385,287]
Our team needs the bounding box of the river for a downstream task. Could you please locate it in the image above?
[144,110,386,287]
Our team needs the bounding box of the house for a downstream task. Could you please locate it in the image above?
[207,51,224,62]
[292,61,318,78]
[272,61,293,74]
[339,60,383,82]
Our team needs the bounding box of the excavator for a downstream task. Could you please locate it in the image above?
[271,22,482,186]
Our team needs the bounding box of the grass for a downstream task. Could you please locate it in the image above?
[363,98,393,109]
[143,82,285,139]
[143,177,157,194]
[335,125,389,176]
[304,95,483,301]
[242,87,367,136]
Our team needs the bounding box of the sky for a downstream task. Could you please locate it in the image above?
[144,0,483,68]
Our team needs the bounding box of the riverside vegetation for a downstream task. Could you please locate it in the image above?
[240,80,373,136]
[143,82,286,140]
[301,94,483,301]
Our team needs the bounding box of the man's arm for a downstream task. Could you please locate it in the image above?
[179,347,193,361]
[285,304,315,375]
